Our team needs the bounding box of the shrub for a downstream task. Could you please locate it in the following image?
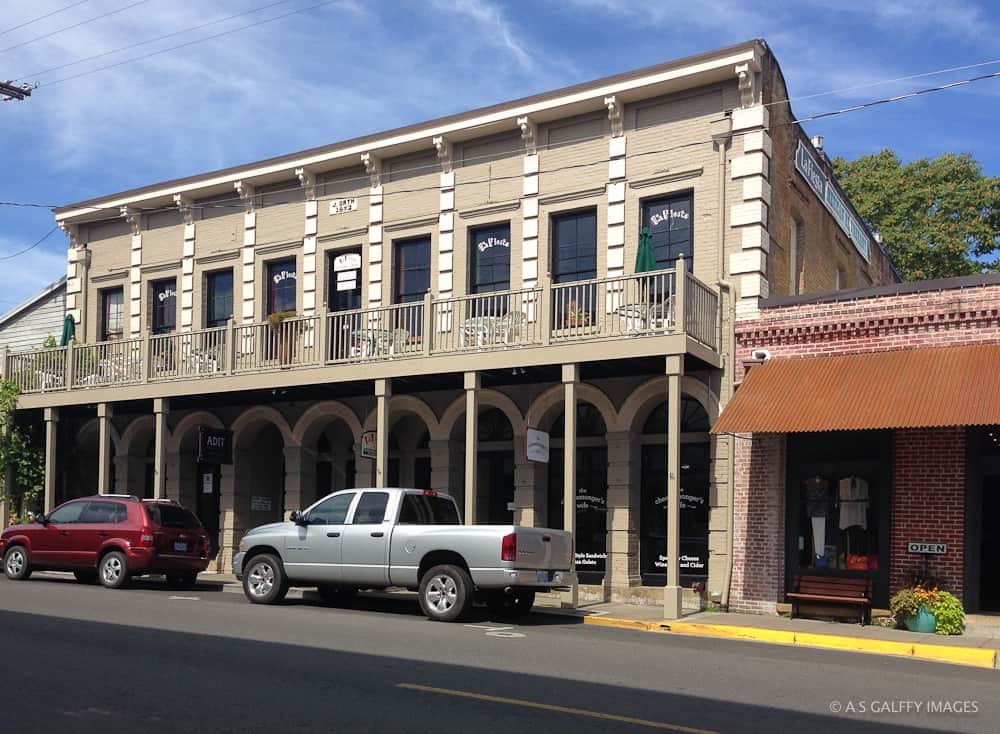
[930,591,965,636]
[889,588,919,622]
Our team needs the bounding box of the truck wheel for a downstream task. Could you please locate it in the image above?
[99,551,129,589]
[419,564,473,622]
[486,588,536,620]
[3,546,32,581]
[316,585,357,605]
[242,553,288,604]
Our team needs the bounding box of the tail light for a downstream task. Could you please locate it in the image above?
[422,489,438,497]
[138,526,155,547]
[501,532,517,562]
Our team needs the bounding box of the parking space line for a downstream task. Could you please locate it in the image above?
[395,683,718,733]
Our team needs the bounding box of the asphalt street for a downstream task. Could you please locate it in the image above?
[0,574,996,734]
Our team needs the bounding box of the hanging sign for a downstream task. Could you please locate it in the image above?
[360,430,378,460]
[795,141,872,262]
[334,253,362,272]
[526,428,549,463]
[329,198,358,215]
[197,427,232,465]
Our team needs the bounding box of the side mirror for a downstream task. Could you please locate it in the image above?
[35,513,48,525]
[289,510,306,525]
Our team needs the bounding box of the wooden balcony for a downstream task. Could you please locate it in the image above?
[4,268,722,408]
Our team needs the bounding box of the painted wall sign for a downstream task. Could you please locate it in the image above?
[795,141,872,262]
[360,430,378,459]
[329,197,358,215]
[197,427,232,465]
[526,428,549,463]
[333,253,362,272]
[907,542,947,554]
[475,235,511,252]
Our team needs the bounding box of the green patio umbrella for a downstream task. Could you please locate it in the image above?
[635,227,657,273]
[59,314,76,347]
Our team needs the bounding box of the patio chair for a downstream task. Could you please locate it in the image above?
[495,311,524,346]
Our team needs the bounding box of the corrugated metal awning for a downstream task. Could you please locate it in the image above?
[711,344,1000,434]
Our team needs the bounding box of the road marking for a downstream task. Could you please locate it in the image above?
[396,683,718,733]
[463,624,526,638]
[167,595,200,601]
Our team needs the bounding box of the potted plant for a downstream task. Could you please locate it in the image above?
[928,590,965,635]
[266,310,298,364]
[890,586,936,633]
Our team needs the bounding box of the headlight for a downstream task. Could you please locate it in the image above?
[238,538,247,552]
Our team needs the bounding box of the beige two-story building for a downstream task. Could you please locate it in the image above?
[3,39,896,616]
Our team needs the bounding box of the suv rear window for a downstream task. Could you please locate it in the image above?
[145,503,201,529]
[398,494,460,525]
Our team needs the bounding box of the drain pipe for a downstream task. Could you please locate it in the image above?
[719,284,737,612]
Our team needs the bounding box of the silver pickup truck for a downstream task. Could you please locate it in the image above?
[233,487,575,622]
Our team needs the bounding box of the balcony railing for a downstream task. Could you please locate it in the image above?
[2,268,720,395]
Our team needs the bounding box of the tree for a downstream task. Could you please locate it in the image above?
[0,380,44,523]
[832,150,1000,281]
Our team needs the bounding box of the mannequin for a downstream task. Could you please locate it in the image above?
[804,476,830,566]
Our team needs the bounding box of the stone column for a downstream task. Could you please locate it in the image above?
[429,439,451,495]
[43,407,59,513]
[153,398,168,499]
[97,403,113,494]
[664,355,684,619]
[512,433,537,527]
[283,445,317,518]
[219,449,253,572]
[562,364,579,606]
[463,372,480,525]
[605,430,637,591]
[375,378,391,487]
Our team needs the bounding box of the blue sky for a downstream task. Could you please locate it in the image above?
[2,0,998,313]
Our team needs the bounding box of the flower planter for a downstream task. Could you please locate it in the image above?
[903,606,936,633]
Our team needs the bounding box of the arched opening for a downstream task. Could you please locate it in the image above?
[449,407,516,524]
[312,420,357,503]
[546,403,608,584]
[388,414,431,489]
[639,395,711,586]
[61,420,108,502]
[173,416,225,557]
[235,421,287,527]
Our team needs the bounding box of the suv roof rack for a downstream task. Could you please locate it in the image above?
[95,493,140,501]
[141,498,179,504]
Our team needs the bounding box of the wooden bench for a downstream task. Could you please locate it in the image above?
[787,575,872,625]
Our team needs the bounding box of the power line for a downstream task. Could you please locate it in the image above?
[0,0,149,55]
[0,226,58,262]
[40,0,341,87]
[17,0,297,80]
[0,1,89,38]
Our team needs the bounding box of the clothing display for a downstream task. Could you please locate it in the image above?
[804,476,830,517]
[838,476,870,530]
[810,516,826,564]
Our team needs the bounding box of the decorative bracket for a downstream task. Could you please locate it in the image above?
[173,194,194,225]
[735,63,759,108]
[234,180,256,214]
[120,206,141,235]
[295,167,317,200]
[361,152,382,188]
[58,221,81,249]
[432,136,453,174]
[604,95,623,137]
[517,115,537,155]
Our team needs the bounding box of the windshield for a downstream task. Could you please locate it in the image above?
[145,504,201,529]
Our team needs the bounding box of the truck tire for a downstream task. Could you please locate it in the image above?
[419,564,473,622]
[3,545,32,581]
[486,588,536,620]
[242,553,288,605]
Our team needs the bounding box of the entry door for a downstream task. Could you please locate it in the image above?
[547,446,608,584]
[340,490,391,585]
[327,248,362,361]
[981,474,1000,611]
[482,451,515,524]
[197,464,221,557]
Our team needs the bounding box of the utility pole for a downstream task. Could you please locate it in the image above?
[1,80,33,102]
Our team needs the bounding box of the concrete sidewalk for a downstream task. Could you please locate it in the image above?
[202,573,998,669]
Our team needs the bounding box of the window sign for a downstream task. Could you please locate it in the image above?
[267,259,297,314]
[334,253,362,272]
[526,428,549,463]
[795,141,872,262]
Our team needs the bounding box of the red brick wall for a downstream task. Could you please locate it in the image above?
[891,428,965,596]
[730,434,785,614]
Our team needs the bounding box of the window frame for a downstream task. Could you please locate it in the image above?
[393,235,432,304]
[47,501,87,524]
[468,222,512,295]
[204,269,235,329]
[306,492,356,525]
[100,287,125,342]
[350,491,391,525]
[266,258,297,316]
[149,277,178,335]
[549,207,598,284]
[639,191,694,272]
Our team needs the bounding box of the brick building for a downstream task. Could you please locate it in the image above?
[715,274,1000,614]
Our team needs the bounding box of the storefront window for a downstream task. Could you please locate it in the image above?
[786,431,890,603]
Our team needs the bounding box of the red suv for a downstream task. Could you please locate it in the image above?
[1,495,211,589]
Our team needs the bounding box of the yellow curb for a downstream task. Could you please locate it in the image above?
[575,615,997,670]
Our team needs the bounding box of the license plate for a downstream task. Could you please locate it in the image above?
[174,542,188,552]
[536,571,551,583]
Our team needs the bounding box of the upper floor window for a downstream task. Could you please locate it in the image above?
[394,236,431,303]
[327,249,362,313]
[150,278,177,335]
[205,270,234,328]
[469,223,511,294]
[642,193,693,271]
[551,209,597,283]
[101,287,124,341]
[267,259,297,315]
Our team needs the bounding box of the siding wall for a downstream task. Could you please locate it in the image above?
[0,287,66,352]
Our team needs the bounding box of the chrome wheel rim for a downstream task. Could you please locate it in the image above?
[425,575,458,614]
[248,561,275,597]
[6,550,25,576]
[102,556,123,583]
